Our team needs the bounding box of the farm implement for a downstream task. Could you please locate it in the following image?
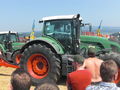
[0,58,19,68]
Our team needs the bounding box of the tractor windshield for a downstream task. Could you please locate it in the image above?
[44,20,73,52]
[44,20,72,36]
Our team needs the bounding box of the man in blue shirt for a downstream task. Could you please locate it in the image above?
[86,60,120,90]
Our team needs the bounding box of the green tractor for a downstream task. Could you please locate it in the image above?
[0,31,25,64]
[20,14,120,85]
[80,22,120,53]
[80,35,120,54]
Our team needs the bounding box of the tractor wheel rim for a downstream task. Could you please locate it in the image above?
[27,54,49,79]
[16,54,21,64]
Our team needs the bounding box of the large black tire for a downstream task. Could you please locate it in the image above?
[20,44,61,85]
[99,52,120,86]
[99,52,120,68]
[12,50,21,64]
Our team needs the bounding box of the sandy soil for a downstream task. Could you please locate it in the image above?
[0,67,67,90]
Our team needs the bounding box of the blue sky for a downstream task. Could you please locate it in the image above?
[0,0,120,32]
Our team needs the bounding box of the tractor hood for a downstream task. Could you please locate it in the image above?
[80,35,120,53]
[80,35,108,42]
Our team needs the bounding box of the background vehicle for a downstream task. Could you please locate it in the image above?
[80,22,120,53]
[19,14,120,85]
[0,31,25,64]
[109,32,120,44]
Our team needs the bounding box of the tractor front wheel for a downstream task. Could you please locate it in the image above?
[20,44,61,85]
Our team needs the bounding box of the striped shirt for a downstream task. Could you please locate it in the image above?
[86,82,120,90]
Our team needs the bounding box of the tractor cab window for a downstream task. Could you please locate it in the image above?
[44,20,73,53]
[44,20,72,35]
[10,34,18,42]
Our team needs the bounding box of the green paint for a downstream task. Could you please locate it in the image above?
[80,35,120,53]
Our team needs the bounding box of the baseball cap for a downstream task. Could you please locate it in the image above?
[88,47,96,54]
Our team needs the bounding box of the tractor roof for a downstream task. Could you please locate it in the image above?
[0,31,17,34]
[41,14,83,21]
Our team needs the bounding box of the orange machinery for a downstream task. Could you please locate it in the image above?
[0,58,19,68]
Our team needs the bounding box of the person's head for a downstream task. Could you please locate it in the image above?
[34,83,59,90]
[100,60,118,82]
[72,55,84,69]
[11,68,31,90]
[88,47,96,57]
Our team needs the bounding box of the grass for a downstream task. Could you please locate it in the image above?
[0,67,67,90]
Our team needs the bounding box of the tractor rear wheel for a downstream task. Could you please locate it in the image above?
[20,44,61,85]
[99,52,120,86]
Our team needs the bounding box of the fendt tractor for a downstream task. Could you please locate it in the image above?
[0,31,25,65]
[19,14,120,85]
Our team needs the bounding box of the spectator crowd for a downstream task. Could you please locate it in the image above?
[66,47,120,90]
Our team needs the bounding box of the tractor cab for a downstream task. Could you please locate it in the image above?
[0,31,19,52]
[40,14,82,54]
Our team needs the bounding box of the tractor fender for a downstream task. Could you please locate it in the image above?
[0,44,6,53]
[20,39,65,54]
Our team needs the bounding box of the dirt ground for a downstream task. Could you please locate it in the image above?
[0,67,67,90]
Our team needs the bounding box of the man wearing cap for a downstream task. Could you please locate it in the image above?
[67,55,92,90]
[83,47,103,84]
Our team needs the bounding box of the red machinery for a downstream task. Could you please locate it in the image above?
[0,58,19,68]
